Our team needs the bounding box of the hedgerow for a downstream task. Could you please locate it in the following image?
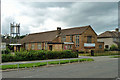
[2,50,78,62]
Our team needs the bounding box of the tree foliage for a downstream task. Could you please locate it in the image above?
[110,44,118,51]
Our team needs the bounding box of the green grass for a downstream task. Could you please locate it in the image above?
[1,58,94,70]
[48,61,59,64]
[60,60,69,64]
[110,56,120,58]
[79,51,120,56]
[1,62,47,70]
[1,64,18,70]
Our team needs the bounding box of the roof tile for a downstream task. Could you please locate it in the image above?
[20,25,90,44]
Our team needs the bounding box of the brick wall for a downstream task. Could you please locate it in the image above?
[24,27,104,52]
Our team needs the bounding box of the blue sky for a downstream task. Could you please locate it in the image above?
[1,0,118,35]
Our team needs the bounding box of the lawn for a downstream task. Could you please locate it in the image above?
[110,56,120,58]
[1,58,94,70]
[79,51,120,56]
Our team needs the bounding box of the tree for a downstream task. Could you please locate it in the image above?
[20,35,26,39]
[118,42,120,51]
[110,44,118,51]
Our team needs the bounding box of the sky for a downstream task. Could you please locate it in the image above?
[1,0,118,36]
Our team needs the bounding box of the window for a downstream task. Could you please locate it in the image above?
[70,45,72,49]
[99,45,102,49]
[45,43,47,50]
[31,43,35,50]
[25,44,29,50]
[87,36,92,43]
[113,38,117,42]
[62,35,66,42]
[75,35,79,47]
[37,43,42,50]
[70,35,73,42]
[114,38,120,42]
[64,45,67,50]
[105,45,109,49]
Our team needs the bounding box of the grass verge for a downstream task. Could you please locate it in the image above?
[79,51,120,56]
[110,56,120,58]
[1,58,94,70]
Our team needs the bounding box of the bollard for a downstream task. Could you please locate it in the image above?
[47,61,48,66]
[78,58,80,63]
[17,64,19,71]
[59,60,60,65]
[33,64,35,70]
[69,59,70,63]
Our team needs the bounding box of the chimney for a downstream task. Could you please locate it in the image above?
[115,28,119,32]
[57,27,61,36]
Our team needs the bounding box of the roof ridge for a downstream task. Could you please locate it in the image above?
[61,25,90,31]
[29,30,57,35]
[29,25,90,35]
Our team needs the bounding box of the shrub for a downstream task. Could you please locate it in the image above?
[118,42,120,51]
[2,47,11,54]
[110,44,118,51]
[2,50,78,62]
[104,48,109,51]
[2,54,14,62]
[78,51,84,53]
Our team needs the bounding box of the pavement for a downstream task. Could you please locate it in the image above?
[2,56,118,78]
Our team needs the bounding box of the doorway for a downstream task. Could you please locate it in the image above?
[49,45,52,51]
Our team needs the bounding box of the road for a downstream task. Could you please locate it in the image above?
[2,56,118,78]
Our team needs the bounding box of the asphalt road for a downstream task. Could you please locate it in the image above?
[2,56,118,78]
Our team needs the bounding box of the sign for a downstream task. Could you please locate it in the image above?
[64,42,74,44]
[84,43,95,48]
[1,43,6,50]
[9,44,22,46]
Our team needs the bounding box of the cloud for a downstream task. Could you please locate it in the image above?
[29,18,67,33]
[1,1,118,35]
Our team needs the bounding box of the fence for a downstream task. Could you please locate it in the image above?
[79,51,119,56]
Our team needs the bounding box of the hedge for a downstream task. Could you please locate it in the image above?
[2,47,11,54]
[2,50,78,62]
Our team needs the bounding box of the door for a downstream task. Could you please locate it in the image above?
[49,45,52,51]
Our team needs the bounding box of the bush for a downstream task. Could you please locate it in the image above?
[110,44,118,51]
[78,51,84,53]
[118,42,120,51]
[2,47,11,54]
[2,54,14,62]
[104,48,109,51]
[2,50,78,62]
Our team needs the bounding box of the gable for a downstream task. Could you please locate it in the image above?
[82,26,97,36]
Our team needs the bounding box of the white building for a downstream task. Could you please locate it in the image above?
[97,28,120,49]
[1,43,6,51]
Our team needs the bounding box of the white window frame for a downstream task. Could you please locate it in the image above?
[31,43,35,50]
[62,35,66,42]
[70,35,73,42]
[37,43,42,50]
[99,45,102,49]
[45,43,47,50]
[25,44,29,50]
[75,35,79,47]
